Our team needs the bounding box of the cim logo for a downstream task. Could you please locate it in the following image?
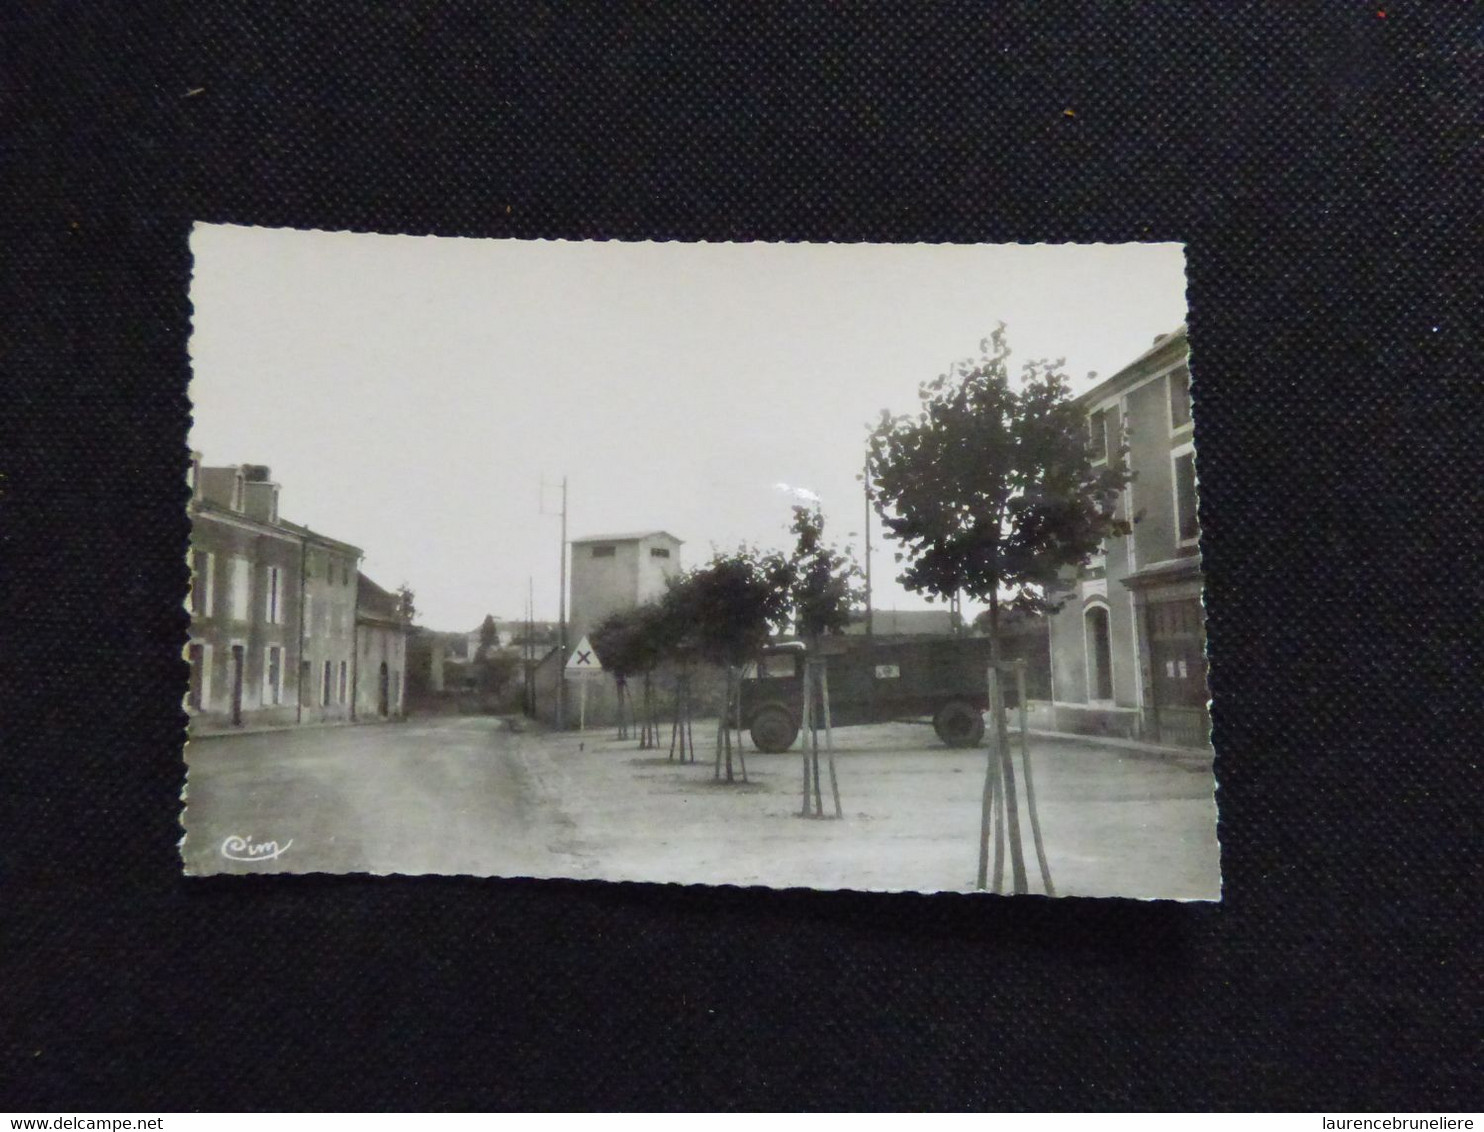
[220,834,293,863]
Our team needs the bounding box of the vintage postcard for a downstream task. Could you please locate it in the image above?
[182,227,1217,899]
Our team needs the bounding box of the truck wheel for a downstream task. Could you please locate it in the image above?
[933,700,985,748]
[750,706,799,753]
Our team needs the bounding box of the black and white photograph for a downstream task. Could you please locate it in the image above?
[181,226,1216,899]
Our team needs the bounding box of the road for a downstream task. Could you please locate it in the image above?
[182,715,1221,898]
[183,716,577,877]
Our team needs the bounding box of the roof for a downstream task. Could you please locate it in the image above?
[356,572,402,620]
[843,609,956,636]
[1078,324,1188,408]
[189,498,297,541]
[570,530,684,545]
[356,572,408,628]
[1119,555,1203,591]
[277,518,364,556]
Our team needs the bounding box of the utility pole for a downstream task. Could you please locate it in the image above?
[542,475,569,729]
[528,578,540,721]
[863,453,873,641]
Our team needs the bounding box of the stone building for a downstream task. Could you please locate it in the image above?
[186,453,407,733]
[533,530,684,728]
[186,461,304,730]
[279,519,362,726]
[354,573,409,719]
[1042,326,1209,747]
[567,530,684,651]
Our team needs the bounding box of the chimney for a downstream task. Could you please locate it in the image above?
[241,480,280,524]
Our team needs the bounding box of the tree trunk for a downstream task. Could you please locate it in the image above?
[671,666,694,762]
[800,657,814,816]
[988,592,1028,894]
[820,656,842,818]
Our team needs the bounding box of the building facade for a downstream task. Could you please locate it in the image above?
[1043,326,1210,747]
[281,520,362,726]
[545,530,684,728]
[355,573,409,719]
[186,454,407,733]
[187,462,305,730]
[567,530,684,651]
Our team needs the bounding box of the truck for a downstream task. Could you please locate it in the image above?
[738,636,1017,752]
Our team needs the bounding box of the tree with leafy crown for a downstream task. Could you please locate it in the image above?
[591,604,670,746]
[867,325,1132,891]
[668,549,794,783]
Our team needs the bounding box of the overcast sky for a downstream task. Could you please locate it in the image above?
[189,227,1186,632]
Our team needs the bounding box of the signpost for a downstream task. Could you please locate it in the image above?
[565,634,603,733]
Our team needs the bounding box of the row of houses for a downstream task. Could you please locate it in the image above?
[185,454,409,734]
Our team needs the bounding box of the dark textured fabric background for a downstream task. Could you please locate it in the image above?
[4,1,1478,1112]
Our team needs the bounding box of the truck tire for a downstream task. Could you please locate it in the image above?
[749,705,799,753]
[933,700,985,748]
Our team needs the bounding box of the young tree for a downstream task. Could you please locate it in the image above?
[675,549,794,783]
[468,614,505,705]
[787,503,864,818]
[868,325,1132,891]
[591,606,652,742]
[654,576,703,762]
[396,584,417,626]
[788,504,863,644]
[476,614,498,660]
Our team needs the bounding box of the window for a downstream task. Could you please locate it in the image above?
[1089,410,1109,463]
[760,654,797,679]
[266,646,282,705]
[649,547,671,559]
[1085,604,1114,701]
[591,545,616,558]
[322,660,333,706]
[304,594,315,634]
[266,566,281,624]
[1173,446,1199,544]
[229,557,251,622]
[189,550,214,617]
[338,660,348,704]
[300,660,312,706]
[1169,365,1192,432]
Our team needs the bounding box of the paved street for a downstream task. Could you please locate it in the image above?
[183,715,1220,899]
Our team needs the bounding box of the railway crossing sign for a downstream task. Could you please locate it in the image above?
[565,636,603,675]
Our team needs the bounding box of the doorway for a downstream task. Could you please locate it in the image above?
[1146,598,1208,745]
[229,644,245,726]
[187,643,205,711]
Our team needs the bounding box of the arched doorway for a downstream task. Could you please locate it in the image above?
[1085,605,1113,701]
[378,661,390,717]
